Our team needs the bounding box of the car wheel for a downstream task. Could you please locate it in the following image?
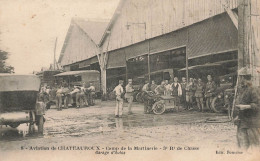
[211,97,224,113]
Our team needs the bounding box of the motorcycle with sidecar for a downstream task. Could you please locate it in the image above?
[142,91,177,115]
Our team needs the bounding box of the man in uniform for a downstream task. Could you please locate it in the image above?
[125,79,135,114]
[62,83,70,109]
[186,78,196,110]
[180,77,187,109]
[205,75,217,112]
[235,67,260,149]
[87,83,95,106]
[56,85,63,111]
[113,80,124,118]
[142,80,152,114]
[195,78,205,112]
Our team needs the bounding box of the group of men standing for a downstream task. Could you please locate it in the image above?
[112,70,260,149]
[112,74,218,117]
[141,75,217,113]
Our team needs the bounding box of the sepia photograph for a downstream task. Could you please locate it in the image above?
[0,0,260,161]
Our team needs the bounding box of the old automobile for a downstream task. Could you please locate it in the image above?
[0,74,45,134]
[211,73,236,116]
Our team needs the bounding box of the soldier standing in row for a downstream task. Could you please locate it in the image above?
[113,80,124,118]
[180,77,187,109]
[235,68,260,149]
[125,79,134,114]
[205,75,217,111]
[195,78,205,112]
[186,78,196,110]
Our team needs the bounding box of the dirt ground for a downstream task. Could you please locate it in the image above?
[1,100,258,161]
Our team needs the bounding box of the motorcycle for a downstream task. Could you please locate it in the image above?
[142,91,177,115]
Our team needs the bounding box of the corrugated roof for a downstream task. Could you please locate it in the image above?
[99,0,126,46]
[58,18,109,64]
[54,70,99,76]
[73,18,109,44]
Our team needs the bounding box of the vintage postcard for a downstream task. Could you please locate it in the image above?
[0,0,260,161]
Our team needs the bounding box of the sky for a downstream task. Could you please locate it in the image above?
[0,0,119,74]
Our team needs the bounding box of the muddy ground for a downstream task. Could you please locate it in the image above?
[1,100,258,161]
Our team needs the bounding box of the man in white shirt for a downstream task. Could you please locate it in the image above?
[171,77,182,111]
[113,80,124,118]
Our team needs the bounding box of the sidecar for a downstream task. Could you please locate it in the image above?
[142,91,176,115]
[152,95,176,115]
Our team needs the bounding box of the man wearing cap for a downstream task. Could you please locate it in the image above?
[205,75,217,112]
[235,67,260,149]
[113,80,124,118]
[125,79,134,114]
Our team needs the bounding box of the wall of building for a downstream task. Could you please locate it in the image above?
[102,0,238,52]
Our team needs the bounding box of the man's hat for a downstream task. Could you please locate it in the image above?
[119,80,124,83]
[238,67,251,76]
[128,79,132,82]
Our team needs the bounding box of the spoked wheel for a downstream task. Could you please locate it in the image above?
[152,101,166,115]
[136,92,144,103]
[211,97,225,113]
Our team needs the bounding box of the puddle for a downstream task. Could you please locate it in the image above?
[0,124,42,141]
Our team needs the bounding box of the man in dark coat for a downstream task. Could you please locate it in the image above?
[205,75,217,112]
[235,67,260,149]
